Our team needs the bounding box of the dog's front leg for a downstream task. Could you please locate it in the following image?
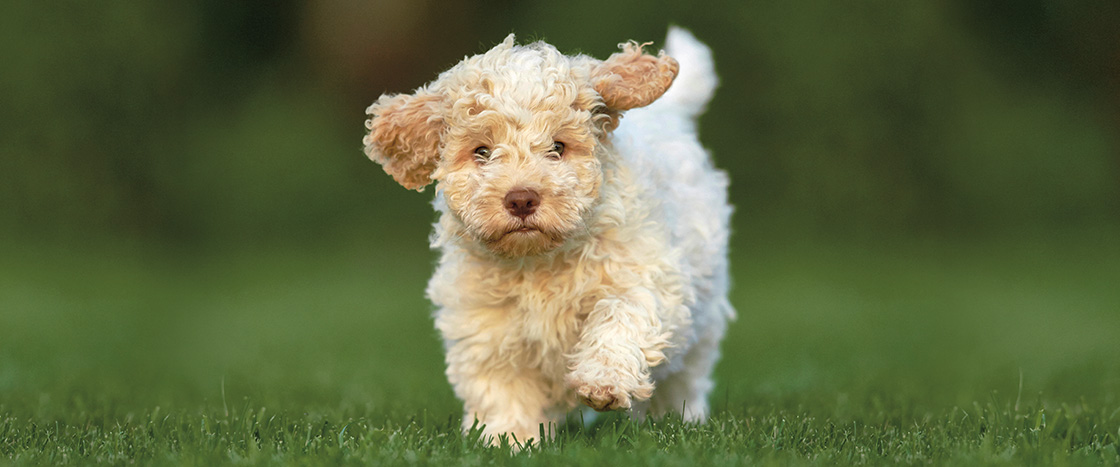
[566,288,669,411]
[444,335,554,447]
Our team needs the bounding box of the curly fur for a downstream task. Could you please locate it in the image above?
[364,27,733,446]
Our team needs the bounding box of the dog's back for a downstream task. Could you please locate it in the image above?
[608,30,734,412]
[614,27,734,321]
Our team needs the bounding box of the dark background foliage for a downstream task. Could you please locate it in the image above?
[2,1,1116,244]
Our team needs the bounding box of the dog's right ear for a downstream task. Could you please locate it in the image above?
[363,90,445,191]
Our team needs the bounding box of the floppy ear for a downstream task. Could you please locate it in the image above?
[363,90,445,191]
[592,41,679,111]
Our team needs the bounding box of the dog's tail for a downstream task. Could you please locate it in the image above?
[655,26,718,119]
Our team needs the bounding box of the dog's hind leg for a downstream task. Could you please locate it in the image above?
[647,320,725,422]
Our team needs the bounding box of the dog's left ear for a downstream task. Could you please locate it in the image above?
[363,89,445,191]
[592,42,679,111]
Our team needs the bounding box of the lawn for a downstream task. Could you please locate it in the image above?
[1,226,1119,465]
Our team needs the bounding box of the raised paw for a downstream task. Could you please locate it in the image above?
[566,366,654,412]
[574,383,631,412]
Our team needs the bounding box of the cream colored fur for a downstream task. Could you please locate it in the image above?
[363,27,733,447]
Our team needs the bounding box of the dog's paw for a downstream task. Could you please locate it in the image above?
[566,366,653,412]
[574,382,631,411]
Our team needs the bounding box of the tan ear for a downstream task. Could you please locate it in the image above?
[363,90,445,191]
[592,41,679,111]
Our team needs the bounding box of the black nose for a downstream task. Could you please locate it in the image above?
[503,188,541,219]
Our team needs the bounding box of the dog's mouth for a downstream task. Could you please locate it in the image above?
[477,221,571,258]
[507,226,539,235]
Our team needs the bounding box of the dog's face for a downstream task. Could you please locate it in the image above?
[364,36,678,257]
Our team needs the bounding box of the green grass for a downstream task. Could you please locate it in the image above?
[2,227,1119,465]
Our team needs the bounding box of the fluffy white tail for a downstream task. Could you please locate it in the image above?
[656,26,718,118]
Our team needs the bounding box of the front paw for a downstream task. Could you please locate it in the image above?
[575,382,630,411]
[567,366,653,412]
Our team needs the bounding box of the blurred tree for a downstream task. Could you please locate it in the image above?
[1,1,1115,244]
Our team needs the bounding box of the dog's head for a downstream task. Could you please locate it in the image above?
[364,35,678,257]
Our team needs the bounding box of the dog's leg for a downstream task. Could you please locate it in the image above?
[648,332,720,422]
[565,289,668,412]
[445,339,555,447]
[649,295,730,422]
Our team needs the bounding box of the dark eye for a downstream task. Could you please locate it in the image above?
[473,146,491,160]
[548,141,565,160]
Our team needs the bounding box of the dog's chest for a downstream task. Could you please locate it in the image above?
[501,264,598,350]
[441,252,606,368]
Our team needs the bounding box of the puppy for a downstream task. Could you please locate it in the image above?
[363,27,733,446]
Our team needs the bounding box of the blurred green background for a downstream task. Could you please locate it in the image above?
[3,1,1118,242]
[1,0,1119,434]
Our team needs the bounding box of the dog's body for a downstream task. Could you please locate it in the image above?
[364,27,733,445]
